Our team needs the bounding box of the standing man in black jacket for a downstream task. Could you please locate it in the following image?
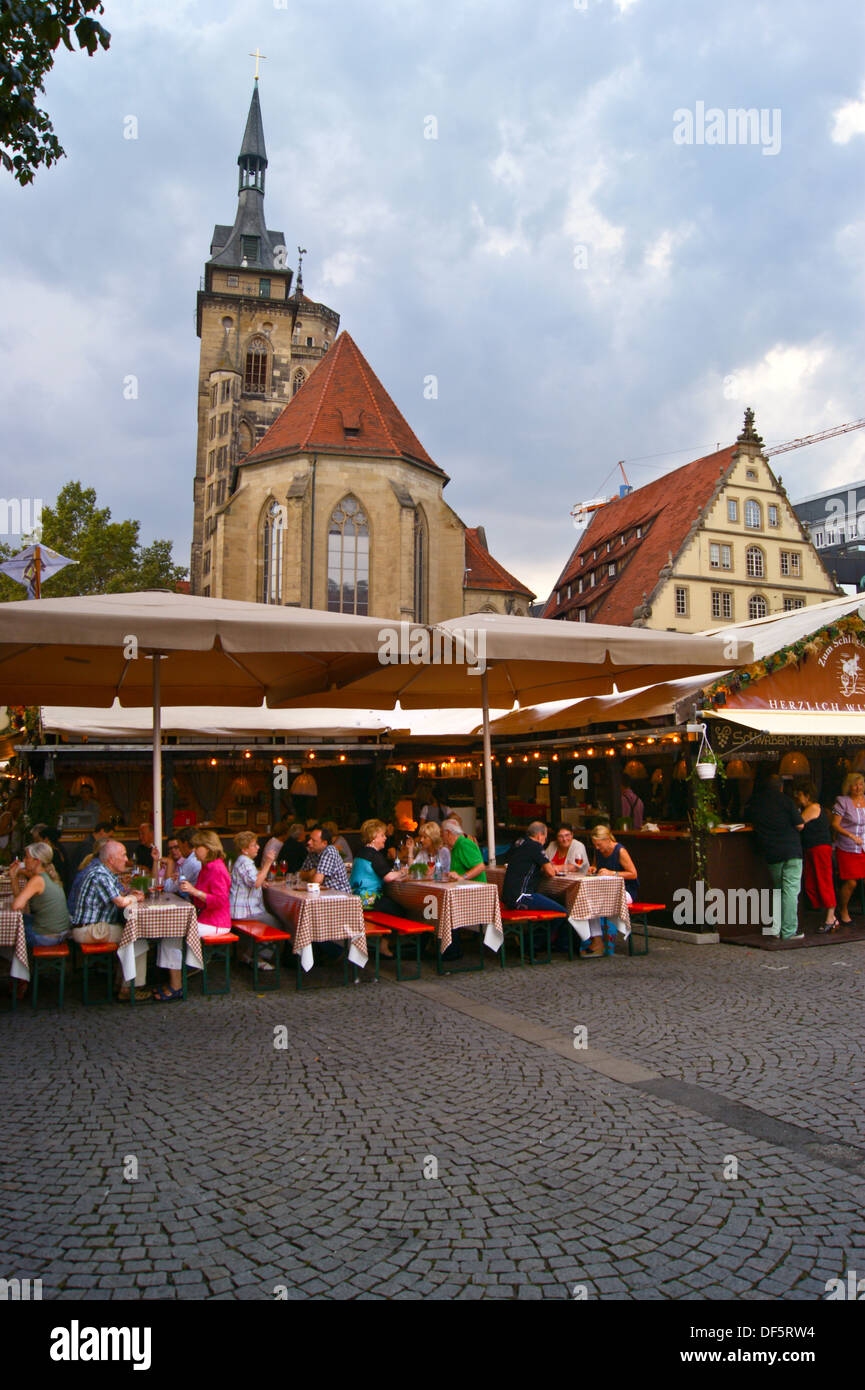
[744,775,805,940]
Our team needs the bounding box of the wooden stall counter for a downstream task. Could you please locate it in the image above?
[615,827,771,936]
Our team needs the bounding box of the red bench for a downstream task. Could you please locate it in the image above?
[499,908,568,966]
[626,902,663,956]
[231,919,292,989]
[78,941,118,1005]
[363,912,432,981]
[31,941,69,1008]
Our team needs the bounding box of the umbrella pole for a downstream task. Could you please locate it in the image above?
[481,670,496,867]
[152,656,163,865]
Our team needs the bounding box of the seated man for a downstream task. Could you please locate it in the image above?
[169,830,202,891]
[441,817,488,961]
[503,820,570,950]
[133,822,158,870]
[299,825,351,893]
[70,840,149,1000]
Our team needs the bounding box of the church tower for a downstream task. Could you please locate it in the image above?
[191,81,339,594]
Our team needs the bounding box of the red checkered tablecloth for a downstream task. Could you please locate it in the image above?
[387,880,502,952]
[565,877,631,938]
[264,885,367,964]
[119,894,203,981]
[0,894,29,980]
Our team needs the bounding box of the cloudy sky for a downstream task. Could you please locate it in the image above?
[1,0,863,603]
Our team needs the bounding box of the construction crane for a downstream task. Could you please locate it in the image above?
[570,417,865,528]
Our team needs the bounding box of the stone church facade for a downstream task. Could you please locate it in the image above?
[190,83,533,623]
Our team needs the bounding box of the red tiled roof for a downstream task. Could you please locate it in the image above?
[464,528,535,597]
[543,446,736,624]
[242,332,445,476]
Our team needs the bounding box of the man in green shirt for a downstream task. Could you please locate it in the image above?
[442,819,486,882]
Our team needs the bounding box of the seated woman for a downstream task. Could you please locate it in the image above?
[230,831,281,970]
[544,824,589,878]
[153,829,231,1002]
[585,823,639,957]
[322,820,353,867]
[30,823,71,892]
[794,781,837,932]
[349,818,414,957]
[9,842,71,948]
[412,821,450,879]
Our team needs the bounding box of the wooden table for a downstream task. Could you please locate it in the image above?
[386,879,503,953]
[118,893,203,983]
[264,884,367,972]
[486,866,630,941]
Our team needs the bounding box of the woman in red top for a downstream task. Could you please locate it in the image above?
[153,829,230,1001]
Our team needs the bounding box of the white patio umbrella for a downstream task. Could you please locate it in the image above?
[275,613,755,864]
[0,592,426,851]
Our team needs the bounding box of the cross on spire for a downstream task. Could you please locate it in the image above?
[249,47,267,81]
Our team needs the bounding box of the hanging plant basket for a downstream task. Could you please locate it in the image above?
[692,724,719,780]
[694,761,717,780]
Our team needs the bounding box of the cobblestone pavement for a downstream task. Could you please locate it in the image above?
[1,937,863,1301]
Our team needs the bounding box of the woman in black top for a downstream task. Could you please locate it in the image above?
[793,782,837,931]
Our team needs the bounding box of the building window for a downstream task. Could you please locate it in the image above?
[590,572,596,588]
[566,585,572,599]
[292,368,306,397]
[244,335,269,393]
[745,545,764,578]
[259,278,271,298]
[620,534,625,546]
[728,498,739,523]
[227,275,239,288]
[218,412,230,437]
[240,235,261,263]
[711,542,733,569]
[217,446,227,470]
[710,543,720,568]
[261,499,284,605]
[216,479,226,506]
[203,551,211,576]
[813,529,825,547]
[306,336,314,347]
[579,610,587,623]
[605,541,611,553]
[413,507,428,622]
[675,587,689,617]
[783,597,806,611]
[746,468,758,480]
[207,451,215,476]
[327,495,369,616]
[208,418,216,441]
[768,504,779,527]
[711,590,733,620]
[636,527,642,539]
[220,380,231,403]
[206,483,214,510]
[745,499,762,529]
[780,550,801,577]
[578,578,583,594]
[748,594,768,619]
[608,562,616,577]
[210,384,217,408]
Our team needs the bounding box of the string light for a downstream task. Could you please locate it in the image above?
[339,754,346,762]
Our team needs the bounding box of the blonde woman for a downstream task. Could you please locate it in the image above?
[585,823,639,958]
[154,829,230,1002]
[412,821,450,879]
[230,830,280,971]
[349,818,413,956]
[9,842,70,948]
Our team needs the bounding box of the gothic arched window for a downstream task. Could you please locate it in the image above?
[244,335,269,394]
[262,499,284,605]
[413,507,428,622]
[327,496,369,615]
[292,369,306,397]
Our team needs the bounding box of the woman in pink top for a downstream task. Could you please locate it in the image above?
[153,829,230,1001]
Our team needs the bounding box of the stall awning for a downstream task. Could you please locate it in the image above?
[708,709,865,736]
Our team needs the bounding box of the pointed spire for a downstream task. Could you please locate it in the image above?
[296,246,306,296]
[238,84,267,196]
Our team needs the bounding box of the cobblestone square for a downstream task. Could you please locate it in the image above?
[1,938,863,1301]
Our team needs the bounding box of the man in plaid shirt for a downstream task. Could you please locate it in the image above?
[299,826,351,892]
[69,840,148,997]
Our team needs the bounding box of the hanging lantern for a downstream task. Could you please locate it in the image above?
[651,768,664,784]
[623,760,648,779]
[290,772,318,797]
[725,759,752,780]
[779,751,810,779]
[673,757,688,781]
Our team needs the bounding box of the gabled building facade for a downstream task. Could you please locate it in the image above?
[544,411,841,631]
